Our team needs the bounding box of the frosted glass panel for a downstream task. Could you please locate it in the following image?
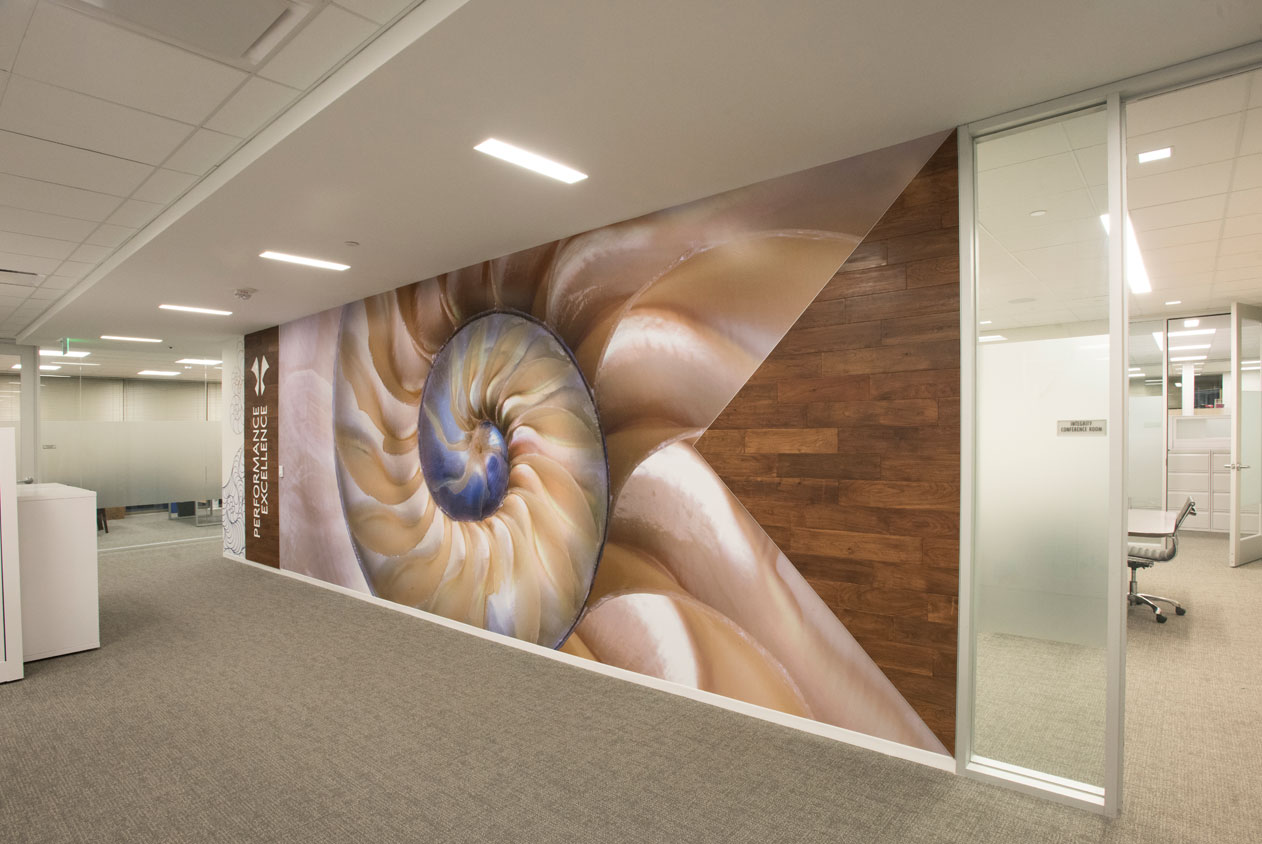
[1239,322,1261,530]
[971,106,1109,788]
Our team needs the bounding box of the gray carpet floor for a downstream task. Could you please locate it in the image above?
[97,510,222,550]
[974,632,1107,785]
[1,535,1258,842]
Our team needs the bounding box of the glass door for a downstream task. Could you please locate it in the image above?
[1229,302,1262,567]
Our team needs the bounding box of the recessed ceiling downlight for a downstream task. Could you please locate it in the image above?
[160,304,233,316]
[259,251,350,271]
[102,335,162,343]
[474,138,588,184]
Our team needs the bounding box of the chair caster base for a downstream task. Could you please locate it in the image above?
[1156,613,1167,623]
[1175,606,1186,616]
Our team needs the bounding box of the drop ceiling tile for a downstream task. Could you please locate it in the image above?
[0,252,59,275]
[1234,153,1262,192]
[26,287,63,301]
[0,70,8,102]
[204,76,298,138]
[163,129,240,176]
[0,76,194,166]
[259,5,377,90]
[1130,194,1227,231]
[1129,114,1243,176]
[1250,70,1262,109]
[53,261,95,281]
[1071,144,1107,185]
[0,130,151,197]
[132,169,197,204]
[40,276,79,290]
[0,283,34,298]
[0,205,97,241]
[13,3,246,125]
[1212,267,1262,286]
[1215,251,1262,272]
[1146,240,1219,266]
[976,121,1071,172]
[336,0,413,25]
[1227,187,1262,218]
[0,0,36,71]
[85,224,136,249]
[1062,109,1107,150]
[1217,233,1262,257]
[1224,213,1262,239]
[106,199,163,229]
[1242,109,1262,156]
[1145,256,1216,281]
[1129,160,1233,209]
[0,231,76,261]
[0,172,123,222]
[70,243,111,263]
[1127,73,1251,137]
[1135,220,1221,251]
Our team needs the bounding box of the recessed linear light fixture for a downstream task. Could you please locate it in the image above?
[160,304,233,316]
[1170,355,1207,362]
[101,335,162,343]
[176,358,223,366]
[1243,360,1261,365]
[979,320,993,325]
[1129,372,1145,378]
[1170,344,1211,351]
[1099,214,1152,294]
[138,370,179,377]
[11,364,60,371]
[1165,300,1182,306]
[259,251,350,271]
[474,138,588,184]
[1183,318,1200,328]
[979,334,1007,343]
[1029,209,1047,217]
[39,349,90,358]
[1137,147,1172,164]
[1168,328,1215,337]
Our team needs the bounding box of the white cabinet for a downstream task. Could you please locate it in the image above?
[17,483,99,662]
[0,430,21,683]
[1165,446,1252,533]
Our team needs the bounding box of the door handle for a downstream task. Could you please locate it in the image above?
[1224,464,1252,470]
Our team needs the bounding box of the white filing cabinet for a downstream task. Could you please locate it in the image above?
[17,483,99,661]
[1167,449,1257,534]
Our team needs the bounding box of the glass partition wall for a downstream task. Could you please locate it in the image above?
[39,360,222,549]
[961,96,1126,813]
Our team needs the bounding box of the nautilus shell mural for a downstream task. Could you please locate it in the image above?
[336,309,607,648]
[275,131,952,755]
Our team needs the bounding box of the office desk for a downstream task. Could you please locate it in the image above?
[1128,508,1178,539]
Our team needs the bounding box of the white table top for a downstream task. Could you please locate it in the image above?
[1128,508,1179,538]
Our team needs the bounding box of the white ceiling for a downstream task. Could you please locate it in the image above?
[5,0,1262,377]
[0,0,419,367]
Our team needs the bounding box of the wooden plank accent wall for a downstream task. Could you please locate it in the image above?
[695,133,960,750]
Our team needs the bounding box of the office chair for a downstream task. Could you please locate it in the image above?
[1127,496,1195,623]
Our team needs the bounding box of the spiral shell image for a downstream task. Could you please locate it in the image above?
[334,307,609,648]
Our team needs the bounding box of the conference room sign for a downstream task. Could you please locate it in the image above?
[1056,418,1107,436]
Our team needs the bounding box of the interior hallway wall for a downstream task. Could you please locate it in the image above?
[696,135,960,750]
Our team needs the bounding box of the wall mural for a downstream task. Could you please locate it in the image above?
[257,130,952,754]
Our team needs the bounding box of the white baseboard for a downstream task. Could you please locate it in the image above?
[229,552,955,773]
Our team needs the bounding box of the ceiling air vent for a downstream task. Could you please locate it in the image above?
[0,269,41,287]
[74,0,311,66]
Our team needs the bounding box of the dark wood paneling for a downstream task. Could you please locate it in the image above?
[696,134,960,751]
